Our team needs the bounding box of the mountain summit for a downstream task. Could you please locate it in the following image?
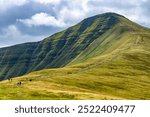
[0,13,149,80]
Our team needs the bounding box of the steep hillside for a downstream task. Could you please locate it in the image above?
[0,13,126,80]
[0,31,150,99]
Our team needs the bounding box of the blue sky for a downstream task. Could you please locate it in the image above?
[0,0,150,48]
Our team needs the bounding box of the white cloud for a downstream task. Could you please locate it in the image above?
[18,0,90,28]
[0,0,28,11]
[32,0,61,4]
[0,0,61,11]
[59,7,85,23]
[18,12,66,27]
[0,25,45,48]
[52,0,90,26]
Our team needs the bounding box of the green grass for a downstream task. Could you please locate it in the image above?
[0,29,150,99]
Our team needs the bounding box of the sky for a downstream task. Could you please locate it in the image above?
[0,0,150,48]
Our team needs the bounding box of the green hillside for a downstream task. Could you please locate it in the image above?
[0,13,150,99]
[0,13,125,80]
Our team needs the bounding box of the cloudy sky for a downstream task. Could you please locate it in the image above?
[0,0,149,48]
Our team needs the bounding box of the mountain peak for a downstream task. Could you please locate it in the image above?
[80,12,129,27]
[100,12,125,17]
[71,12,122,36]
[82,12,124,22]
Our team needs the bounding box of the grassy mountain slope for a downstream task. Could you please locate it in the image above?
[0,13,150,99]
[0,13,121,80]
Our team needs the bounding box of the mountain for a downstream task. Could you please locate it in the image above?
[0,13,150,99]
[0,13,126,80]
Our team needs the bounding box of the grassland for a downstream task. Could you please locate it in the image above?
[0,30,150,100]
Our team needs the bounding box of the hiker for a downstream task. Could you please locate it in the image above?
[8,78,12,82]
[17,81,22,85]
